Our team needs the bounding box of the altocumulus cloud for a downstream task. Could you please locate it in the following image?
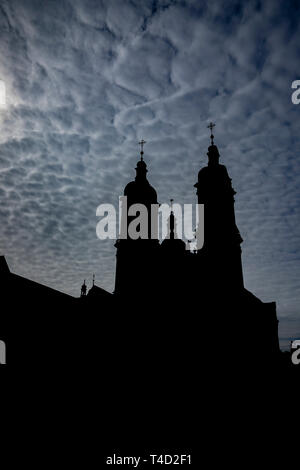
[0,0,299,349]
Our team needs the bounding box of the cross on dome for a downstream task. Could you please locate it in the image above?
[207,122,216,145]
[138,139,147,160]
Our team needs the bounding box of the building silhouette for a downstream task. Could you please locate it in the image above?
[0,126,294,372]
[113,129,280,368]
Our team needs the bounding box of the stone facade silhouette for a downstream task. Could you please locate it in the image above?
[113,133,280,368]
[1,130,294,371]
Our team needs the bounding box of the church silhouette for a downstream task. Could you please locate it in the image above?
[0,125,296,375]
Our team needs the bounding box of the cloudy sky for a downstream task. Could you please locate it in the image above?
[0,0,299,349]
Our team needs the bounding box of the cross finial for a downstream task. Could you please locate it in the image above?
[170,198,174,210]
[138,139,146,160]
[207,122,215,145]
[92,273,95,286]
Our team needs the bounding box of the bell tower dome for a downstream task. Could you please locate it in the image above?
[114,140,159,297]
[194,123,244,290]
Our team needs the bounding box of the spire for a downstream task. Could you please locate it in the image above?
[170,199,175,240]
[81,279,87,297]
[206,121,220,166]
[136,139,148,180]
[207,122,215,145]
[138,139,146,161]
[161,198,185,251]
